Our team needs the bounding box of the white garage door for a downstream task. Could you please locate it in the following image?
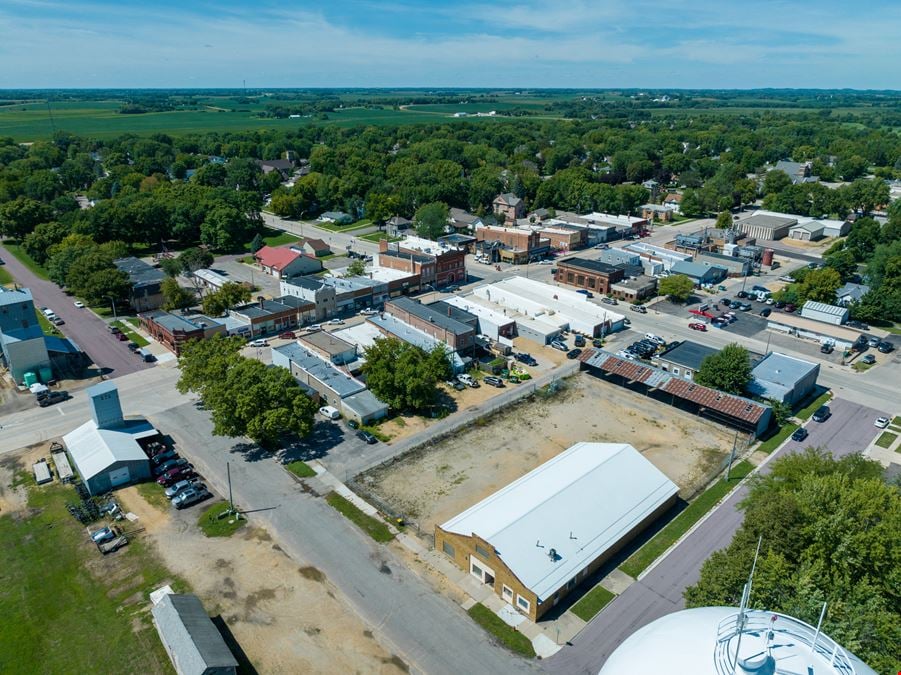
[108,466,131,487]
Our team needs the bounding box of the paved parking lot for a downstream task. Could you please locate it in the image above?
[785,397,889,455]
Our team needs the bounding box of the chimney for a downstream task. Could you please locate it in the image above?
[257,295,265,309]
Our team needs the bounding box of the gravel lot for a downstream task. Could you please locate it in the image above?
[362,373,737,535]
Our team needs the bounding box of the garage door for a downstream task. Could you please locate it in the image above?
[108,466,131,487]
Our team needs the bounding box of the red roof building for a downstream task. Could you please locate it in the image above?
[254,245,322,279]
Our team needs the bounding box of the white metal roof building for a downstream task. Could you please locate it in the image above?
[800,300,849,326]
[473,277,625,338]
[600,606,877,675]
[442,295,517,340]
[747,352,820,407]
[436,443,678,620]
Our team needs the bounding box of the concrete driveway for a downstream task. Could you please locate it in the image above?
[0,244,151,379]
[785,397,889,455]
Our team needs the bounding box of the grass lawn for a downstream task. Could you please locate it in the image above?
[795,391,832,421]
[620,460,755,579]
[892,416,901,426]
[245,227,300,250]
[308,219,375,233]
[361,423,392,442]
[325,492,394,543]
[111,320,149,347]
[757,423,800,454]
[197,501,246,537]
[34,308,63,337]
[284,460,316,478]
[0,265,13,285]
[570,585,616,622]
[875,431,897,449]
[852,361,874,372]
[0,481,181,674]
[467,604,536,658]
[359,232,400,244]
[2,241,49,279]
[135,481,171,512]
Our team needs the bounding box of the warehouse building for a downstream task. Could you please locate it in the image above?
[63,382,156,495]
[442,295,517,340]
[297,330,358,365]
[553,258,625,294]
[732,211,796,241]
[747,352,819,407]
[0,287,52,383]
[670,261,729,286]
[694,252,751,277]
[152,593,237,675]
[436,442,678,622]
[766,313,862,350]
[800,300,849,326]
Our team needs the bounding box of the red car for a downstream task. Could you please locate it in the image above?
[115,332,128,341]
[156,467,197,486]
[689,322,707,331]
[278,331,296,340]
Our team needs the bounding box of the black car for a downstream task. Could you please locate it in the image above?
[357,430,378,444]
[847,319,870,331]
[736,291,748,299]
[791,427,809,442]
[566,348,583,360]
[820,343,834,354]
[759,308,771,317]
[574,335,586,347]
[127,341,139,352]
[151,449,178,465]
[38,391,69,407]
[812,405,831,423]
[774,300,786,309]
[877,341,894,353]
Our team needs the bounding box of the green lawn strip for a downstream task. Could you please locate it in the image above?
[306,219,375,233]
[111,319,150,347]
[244,227,300,250]
[285,460,316,478]
[570,585,616,622]
[359,232,401,244]
[0,265,13,285]
[34,308,62,337]
[795,391,832,421]
[892,416,901,426]
[875,431,897,449]
[0,482,181,673]
[467,604,536,658]
[756,423,800,454]
[2,241,49,279]
[325,492,394,543]
[135,481,171,511]
[852,362,874,372]
[620,460,755,578]
[361,424,392,442]
[197,501,246,537]
[889,425,901,433]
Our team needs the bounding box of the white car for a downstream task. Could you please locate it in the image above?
[538,260,553,265]
[249,339,268,348]
[73,300,85,308]
[644,333,666,345]
[874,417,890,429]
[328,318,344,325]
[307,324,323,331]
[359,308,379,316]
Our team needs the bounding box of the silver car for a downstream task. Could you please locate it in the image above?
[165,479,201,500]
[172,486,212,510]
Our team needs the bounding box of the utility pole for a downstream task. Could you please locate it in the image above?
[227,462,235,515]
[725,428,739,481]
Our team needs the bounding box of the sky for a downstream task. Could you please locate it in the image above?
[1,0,899,89]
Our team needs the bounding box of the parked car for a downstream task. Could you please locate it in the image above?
[784,303,796,313]
[877,341,895,353]
[356,430,378,444]
[592,338,604,347]
[739,303,752,312]
[307,324,323,331]
[861,354,876,365]
[457,373,478,388]
[452,381,466,391]
[346,419,360,429]
[151,449,178,465]
[791,427,809,442]
[127,341,138,352]
[812,405,831,422]
[774,300,786,309]
[515,352,537,366]
[874,417,890,429]
[820,343,834,354]
[688,322,707,331]
[115,331,127,341]
[575,289,594,298]
[328,318,344,325]
[483,375,505,387]
[90,526,117,543]
[249,338,268,347]
[644,333,665,345]
[866,335,880,347]
[630,305,647,313]
[165,479,203,500]
[157,467,197,486]
[736,290,748,299]
[109,325,121,334]
[53,317,65,326]
[729,301,741,310]
[359,308,379,316]
[847,320,870,330]
[566,348,583,360]
[759,308,772,317]
[538,260,553,265]
[319,405,340,420]
[153,458,191,477]
[574,335,586,347]
[551,340,568,351]
[38,391,69,407]
[765,298,774,305]
[278,331,296,340]
[601,297,618,306]
[73,300,85,308]
[172,486,212,509]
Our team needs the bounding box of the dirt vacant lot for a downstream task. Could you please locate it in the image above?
[362,373,735,535]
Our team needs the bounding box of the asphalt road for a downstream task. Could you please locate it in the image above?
[542,397,886,675]
[0,244,151,379]
[153,400,539,675]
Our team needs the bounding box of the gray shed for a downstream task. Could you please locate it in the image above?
[152,593,237,675]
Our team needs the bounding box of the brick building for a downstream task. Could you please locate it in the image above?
[537,226,587,252]
[475,224,543,264]
[139,310,226,355]
[378,239,465,287]
[384,296,475,353]
[553,258,625,294]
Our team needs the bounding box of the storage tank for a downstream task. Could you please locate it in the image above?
[762,248,775,266]
[23,371,37,387]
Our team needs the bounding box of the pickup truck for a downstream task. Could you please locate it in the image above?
[96,528,128,554]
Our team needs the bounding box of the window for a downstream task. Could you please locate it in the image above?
[672,367,680,375]
[588,277,596,288]
[516,595,531,612]
[502,585,513,601]
[475,544,491,559]
[567,273,574,282]
[685,371,693,380]
[471,561,484,578]
[442,541,455,558]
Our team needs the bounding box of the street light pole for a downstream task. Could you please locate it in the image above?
[108,297,117,320]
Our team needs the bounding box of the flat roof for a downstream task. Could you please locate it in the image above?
[558,257,620,275]
[657,340,718,371]
[441,442,678,600]
[387,296,474,336]
[342,390,388,418]
[427,300,478,326]
[63,419,157,481]
[748,352,819,400]
[273,343,365,398]
[367,314,465,370]
[0,286,34,307]
[442,295,516,327]
[801,300,847,317]
[142,310,206,333]
[475,277,624,327]
[766,313,866,341]
[113,257,165,288]
[298,330,356,356]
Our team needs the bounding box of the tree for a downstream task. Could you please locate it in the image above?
[715,210,733,229]
[659,274,694,302]
[684,450,898,674]
[22,221,69,264]
[200,205,255,252]
[344,259,366,277]
[797,267,841,304]
[364,192,400,229]
[694,343,753,394]
[362,337,448,411]
[249,233,264,253]
[161,277,195,310]
[762,170,792,195]
[413,201,449,240]
[679,189,704,217]
[0,197,54,239]
[76,267,131,306]
[201,281,251,316]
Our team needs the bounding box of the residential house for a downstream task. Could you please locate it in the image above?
[318,211,353,224]
[192,269,230,292]
[114,257,166,311]
[639,204,674,222]
[772,160,817,184]
[254,245,322,279]
[293,238,331,258]
[492,193,526,223]
[256,158,295,178]
[448,207,483,232]
[435,442,678,622]
[663,193,683,213]
[835,282,870,307]
[386,216,413,237]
